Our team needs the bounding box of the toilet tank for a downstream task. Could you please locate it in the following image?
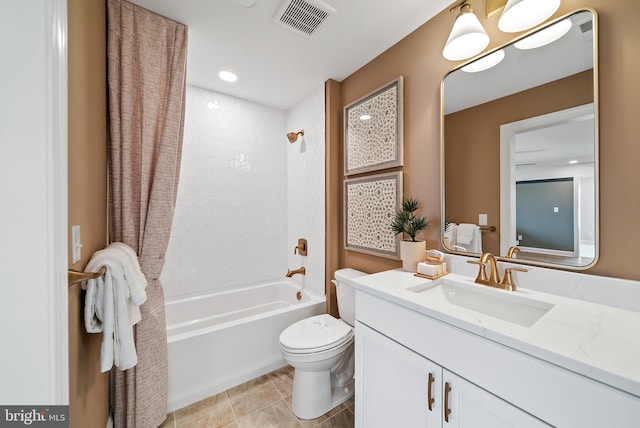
[334,268,367,326]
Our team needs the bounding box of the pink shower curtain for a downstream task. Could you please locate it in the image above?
[107,1,187,426]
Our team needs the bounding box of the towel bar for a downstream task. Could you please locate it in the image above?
[68,267,106,287]
[479,226,496,232]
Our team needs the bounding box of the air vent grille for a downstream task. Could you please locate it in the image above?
[579,20,593,34]
[578,19,593,42]
[273,0,336,37]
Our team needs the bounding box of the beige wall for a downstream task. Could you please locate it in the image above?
[67,0,109,426]
[445,70,594,255]
[330,0,640,281]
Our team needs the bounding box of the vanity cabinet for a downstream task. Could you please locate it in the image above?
[354,287,640,428]
[356,322,548,428]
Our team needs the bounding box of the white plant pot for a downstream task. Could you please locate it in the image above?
[400,240,427,272]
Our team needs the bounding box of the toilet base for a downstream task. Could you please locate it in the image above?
[291,369,354,420]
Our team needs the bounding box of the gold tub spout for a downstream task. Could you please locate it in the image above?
[286,267,306,278]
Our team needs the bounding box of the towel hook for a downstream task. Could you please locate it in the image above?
[68,268,106,287]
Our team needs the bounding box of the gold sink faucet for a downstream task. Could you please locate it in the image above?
[479,252,501,285]
[286,267,306,278]
[467,252,526,291]
[507,246,520,258]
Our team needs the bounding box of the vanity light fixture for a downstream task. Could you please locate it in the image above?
[514,18,571,50]
[442,0,490,61]
[461,49,505,72]
[496,0,561,33]
[287,129,304,143]
[359,114,372,121]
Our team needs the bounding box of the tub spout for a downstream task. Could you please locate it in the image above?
[286,267,306,278]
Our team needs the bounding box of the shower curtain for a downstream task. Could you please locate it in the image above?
[107,1,187,426]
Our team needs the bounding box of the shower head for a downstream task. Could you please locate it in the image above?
[287,129,304,143]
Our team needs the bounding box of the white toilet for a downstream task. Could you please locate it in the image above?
[279,268,366,420]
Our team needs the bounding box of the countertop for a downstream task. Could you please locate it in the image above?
[350,269,640,398]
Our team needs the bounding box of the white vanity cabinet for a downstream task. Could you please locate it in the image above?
[353,284,640,428]
[356,321,442,427]
[356,321,548,428]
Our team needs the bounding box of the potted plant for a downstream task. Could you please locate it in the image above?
[391,197,430,272]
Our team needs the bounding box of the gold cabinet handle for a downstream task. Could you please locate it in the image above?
[427,372,435,411]
[444,381,452,423]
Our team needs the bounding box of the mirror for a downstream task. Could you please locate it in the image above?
[441,9,598,269]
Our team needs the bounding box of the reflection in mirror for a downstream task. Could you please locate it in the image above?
[441,9,598,269]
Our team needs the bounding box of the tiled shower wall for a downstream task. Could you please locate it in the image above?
[162,85,325,298]
[162,86,288,297]
[286,86,326,297]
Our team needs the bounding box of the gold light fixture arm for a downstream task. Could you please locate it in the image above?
[449,0,469,13]
[485,0,508,18]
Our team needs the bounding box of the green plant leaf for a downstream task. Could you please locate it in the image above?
[391,197,430,241]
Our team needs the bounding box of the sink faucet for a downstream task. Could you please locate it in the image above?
[479,252,501,285]
[468,252,527,291]
[286,267,306,278]
[507,246,520,258]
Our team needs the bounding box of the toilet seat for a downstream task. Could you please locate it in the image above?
[279,314,353,354]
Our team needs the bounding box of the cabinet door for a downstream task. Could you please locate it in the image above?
[356,322,442,428]
[442,371,550,428]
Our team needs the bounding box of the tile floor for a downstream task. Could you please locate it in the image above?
[160,365,354,428]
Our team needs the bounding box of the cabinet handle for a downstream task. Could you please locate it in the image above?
[427,372,435,411]
[444,381,452,423]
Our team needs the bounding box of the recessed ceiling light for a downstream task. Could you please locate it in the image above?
[233,0,256,7]
[218,71,238,82]
[569,160,578,164]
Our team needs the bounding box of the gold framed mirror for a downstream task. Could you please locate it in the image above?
[441,9,598,269]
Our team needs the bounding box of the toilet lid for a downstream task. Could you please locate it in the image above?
[279,314,353,353]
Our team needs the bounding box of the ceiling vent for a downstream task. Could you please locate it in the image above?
[273,0,336,37]
[578,19,593,42]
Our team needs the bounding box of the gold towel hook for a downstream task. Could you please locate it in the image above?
[68,267,106,287]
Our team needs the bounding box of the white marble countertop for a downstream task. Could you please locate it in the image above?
[349,269,640,398]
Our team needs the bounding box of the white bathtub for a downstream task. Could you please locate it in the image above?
[165,279,325,411]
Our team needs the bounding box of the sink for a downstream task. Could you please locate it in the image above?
[408,279,554,327]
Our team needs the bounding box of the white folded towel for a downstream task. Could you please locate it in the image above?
[444,223,456,247]
[456,223,476,245]
[107,242,147,324]
[82,243,147,372]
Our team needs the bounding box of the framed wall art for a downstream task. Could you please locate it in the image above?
[344,171,403,259]
[344,76,404,175]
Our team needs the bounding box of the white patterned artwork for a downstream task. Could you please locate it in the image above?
[344,172,403,259]
[344,77,404,175]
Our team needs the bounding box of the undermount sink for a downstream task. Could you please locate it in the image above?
[408,278,554,327]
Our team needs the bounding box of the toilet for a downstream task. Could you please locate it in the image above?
[279,268,366,420]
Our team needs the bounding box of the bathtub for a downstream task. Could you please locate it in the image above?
[165,279,325,411]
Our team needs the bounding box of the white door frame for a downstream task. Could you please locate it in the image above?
[499,104,594,257]
[0,0,69,404]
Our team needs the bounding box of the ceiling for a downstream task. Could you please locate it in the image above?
[127,0,452,110]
